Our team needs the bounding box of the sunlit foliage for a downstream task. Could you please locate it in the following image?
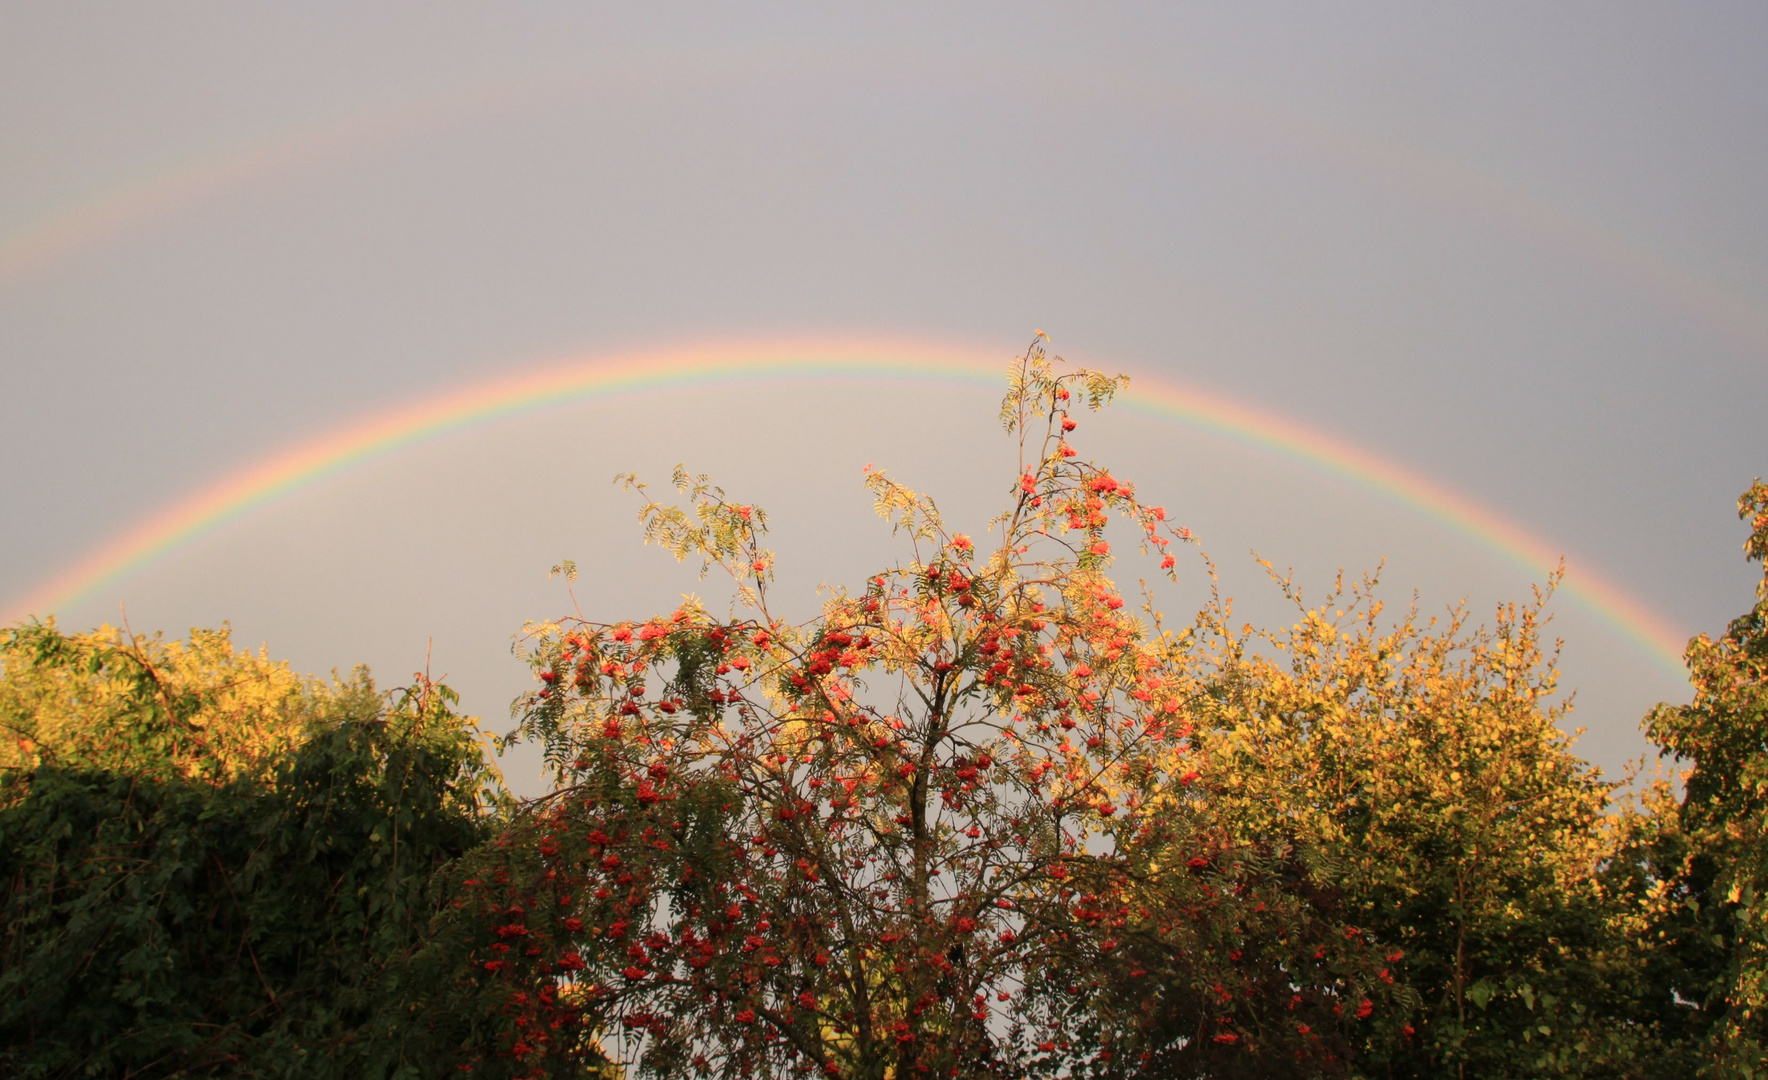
[1169,560,1694,1076]
[0,622,316,780]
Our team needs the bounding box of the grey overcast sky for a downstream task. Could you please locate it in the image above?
[3,3,1765,788]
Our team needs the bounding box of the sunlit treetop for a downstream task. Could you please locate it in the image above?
[459,340,1390,1080]
[0,621,324,782]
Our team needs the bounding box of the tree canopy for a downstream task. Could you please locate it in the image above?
[2,340,1764,1078]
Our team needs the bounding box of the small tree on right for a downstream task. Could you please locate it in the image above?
[1642,480,1768,1076]
[1160,571,1687,1075]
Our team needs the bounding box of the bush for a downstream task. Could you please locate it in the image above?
[0,625,501,1079]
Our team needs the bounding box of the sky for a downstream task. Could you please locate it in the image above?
[2,3,1765,790]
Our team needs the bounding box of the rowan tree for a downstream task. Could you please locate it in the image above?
[465,340,1396,1079]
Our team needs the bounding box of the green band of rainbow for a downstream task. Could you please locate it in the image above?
[4,338,1689,675]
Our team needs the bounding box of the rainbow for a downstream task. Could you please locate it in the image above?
[4,66,1764,361]
[0,105,408,285]
[0,71,583,284]
[2,338,1689,675]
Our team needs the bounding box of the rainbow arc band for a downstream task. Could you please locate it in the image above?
[4,339,1688,676]
[4,69,1764,359]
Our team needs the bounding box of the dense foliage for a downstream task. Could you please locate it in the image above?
[2,341,1764,1078]
[0,624,503,1079]
[1183,571,1676,1077]
[1636,480,1768,1077]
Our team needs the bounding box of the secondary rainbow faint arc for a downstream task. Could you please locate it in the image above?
[6,340,1688,675]
[4,63,1764,359]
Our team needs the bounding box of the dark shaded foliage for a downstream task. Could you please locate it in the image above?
[0,673,499,1079]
